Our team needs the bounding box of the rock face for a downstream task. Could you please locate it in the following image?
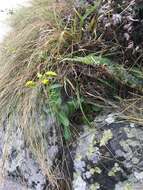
[0,180,29,190]
[72,113,143,190]
[0,112,58,190]
[1,112,143,190]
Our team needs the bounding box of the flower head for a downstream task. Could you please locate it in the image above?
[25,80,36,88]
[45,71,57,77]
[41,79,49,85]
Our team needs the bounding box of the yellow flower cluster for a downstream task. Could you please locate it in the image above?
[45,71,57,77]
[41,79,49,85]
[25,71,57,88]
[25,81,36,88]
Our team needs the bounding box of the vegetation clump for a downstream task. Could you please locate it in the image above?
[0,0,142,188]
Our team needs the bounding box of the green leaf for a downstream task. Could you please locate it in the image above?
[63,125,71,140]
[62,55,143,91]
[49,84,62,90]
[62,54,111,65]
[57,111,71,140]
[66,98,81,115]
[58,111,69,127]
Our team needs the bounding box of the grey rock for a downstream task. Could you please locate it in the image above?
[0,112,58,190]
[72,113,143,190]
[0,179,29,190]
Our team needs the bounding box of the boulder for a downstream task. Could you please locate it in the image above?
[72,113,143,190]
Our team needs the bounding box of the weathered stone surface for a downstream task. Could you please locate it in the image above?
[0,112,58,190]
[0,179,29,190]
[72,113,143,190]
[1,111,143,190]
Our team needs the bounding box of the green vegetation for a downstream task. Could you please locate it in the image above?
[26,70,81,140]
[0,0,142,188]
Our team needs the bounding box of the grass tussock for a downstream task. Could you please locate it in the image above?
[0,0,75,187]
[0,0,143,189]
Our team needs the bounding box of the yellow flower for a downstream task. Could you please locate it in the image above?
[41,79,49,85]
[45,71,57,77]
[25,81,36,88]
